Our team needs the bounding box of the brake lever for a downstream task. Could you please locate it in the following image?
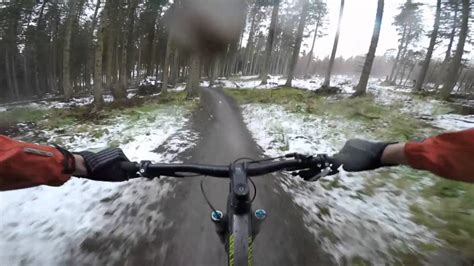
[284,153,313,161]
[307,167,332,182]
[292,153,340,182]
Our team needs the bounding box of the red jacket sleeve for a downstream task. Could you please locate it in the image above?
[0,135,72,191]
[404,128,474,183]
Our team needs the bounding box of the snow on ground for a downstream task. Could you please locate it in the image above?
[242,104,440,264]
[215,75,357,93]
[173,84,186,92]
[0,106,197,265]
[0,95,115,111]
[139,76,161,87]
[367,82,449,117]
[432,114,474,131]
[224,75,472,131]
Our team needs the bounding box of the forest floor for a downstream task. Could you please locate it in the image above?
[224,76,473,265]
[0,76,473,265]
[0,92,200,265]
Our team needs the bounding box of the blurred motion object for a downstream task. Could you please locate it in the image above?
[168,0,247,54]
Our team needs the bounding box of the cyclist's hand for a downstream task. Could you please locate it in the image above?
[75,148,132,181]
[333,139,395,172]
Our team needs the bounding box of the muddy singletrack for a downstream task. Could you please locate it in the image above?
[132,87,332,266]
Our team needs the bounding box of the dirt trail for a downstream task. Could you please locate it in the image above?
[135,87,332,265]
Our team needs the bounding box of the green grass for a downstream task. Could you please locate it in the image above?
[226,87,314,105]
[374,168,474,259]
[0,107,48,125]
[0,91,193,136]
[409,178,474,259]
[227,87,473,259]
[225,87,430,141]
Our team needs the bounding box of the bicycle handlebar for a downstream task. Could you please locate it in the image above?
[121,153,340,181]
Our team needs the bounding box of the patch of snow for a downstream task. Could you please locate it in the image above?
[241,104,439,264]
[103,95,114,103]
[172,84,186,92]
[139,76,161,87]
[237,75,259,80]
[367,81,453,118]
[0,107,6,112]
[41,96,95,109]
[432,114,474,131]
[0,106,196,265]
[217,75,356,93]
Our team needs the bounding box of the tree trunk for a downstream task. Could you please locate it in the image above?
[209,56,219,87]
[161,31,173,93]
[118,44,129,100]
[106,33,115,94]
[94,8,107,109]
[393,28,411,83]
[285,0,309,87]
[186,53,201,98]
[118,0,138,100]
[170,49,179,85]
[444,2,459,63]
[260,2,280,84]
[440,0,469,100]
[33,0,48,95]
[304,20,321,77]
[396,60,408,85]
[23,52,31,96]
[353,0,384,97]
[243,4,259,76]
[323,0,344,87]
[404,63,416,88]
[5,49,17,100]
[226,42,238,78]
[456,70,467,93]
[84,0,101,91]
[414,0,441,92]
[433,2,460,91]
[62,0,79,100]
[11,55,20,99]
[50,29,59,94]
[388,25,407,82]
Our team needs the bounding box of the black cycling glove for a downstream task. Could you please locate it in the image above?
[333,139,396,172]
[75,148,131,182]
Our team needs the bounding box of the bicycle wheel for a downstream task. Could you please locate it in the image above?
[227,212,253,266]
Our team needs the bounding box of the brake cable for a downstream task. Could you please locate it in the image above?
[249,176,257,203]
[200,176,218,213]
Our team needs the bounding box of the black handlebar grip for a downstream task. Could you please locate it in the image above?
[120,161,140,178]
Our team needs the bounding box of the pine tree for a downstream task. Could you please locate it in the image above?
[414,0,441,92]
[353,0,384,97]
[323,0,344,87]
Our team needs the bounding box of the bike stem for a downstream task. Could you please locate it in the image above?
[231,163,251,215]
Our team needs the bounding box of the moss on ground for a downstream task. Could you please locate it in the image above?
[411,179,474,258]
[0,91,193,136]
[226,87,313,105]
[0,107,48,125]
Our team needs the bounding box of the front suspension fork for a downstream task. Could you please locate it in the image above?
[211,208,267,245]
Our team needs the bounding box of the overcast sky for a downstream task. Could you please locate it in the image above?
[303,0,437,59]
